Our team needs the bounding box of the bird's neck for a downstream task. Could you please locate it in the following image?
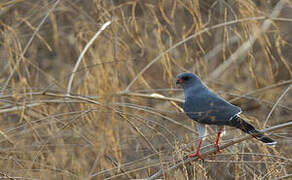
[184,86,198,97]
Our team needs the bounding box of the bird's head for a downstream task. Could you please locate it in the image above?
[176,72,202,89]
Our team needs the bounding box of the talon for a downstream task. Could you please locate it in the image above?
[187,153,204,160]
[188,153,204,160]
[185,138,204,161]
[214,144,222,153]
[188,154,195,158]
[213,144,223,160]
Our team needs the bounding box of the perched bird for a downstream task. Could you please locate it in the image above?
[176,72,276,158]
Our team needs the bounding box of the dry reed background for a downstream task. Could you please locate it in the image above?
[0,0,291,179]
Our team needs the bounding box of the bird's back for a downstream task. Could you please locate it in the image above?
[183,86,241,125]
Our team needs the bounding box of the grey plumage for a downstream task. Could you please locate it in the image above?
[176,72,276,145]
[178,73,241,125]
[230,115,275,144]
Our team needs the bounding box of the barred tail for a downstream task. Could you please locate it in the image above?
[229,116,276,146]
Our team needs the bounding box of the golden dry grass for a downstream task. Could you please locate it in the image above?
[0,0,291,179]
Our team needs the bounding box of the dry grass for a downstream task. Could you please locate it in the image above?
[0,0,291,179]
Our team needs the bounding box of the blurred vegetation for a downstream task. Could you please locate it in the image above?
[0,0,291,179]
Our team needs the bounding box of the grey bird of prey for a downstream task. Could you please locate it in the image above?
[176,72,276,158]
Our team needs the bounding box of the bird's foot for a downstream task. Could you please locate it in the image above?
[214,144,222,153]
[187,152,204,160]
[213,144,222,160]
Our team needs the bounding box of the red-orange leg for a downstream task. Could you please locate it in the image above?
[213,131,222,159]
[215,131,222,148]
[188,139,203,159]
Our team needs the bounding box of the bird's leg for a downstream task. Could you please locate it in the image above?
[187,122,205,160]
[214,131,221,150]
[195,138,203,158]
[213,127,223,159]
[188,138,203,159]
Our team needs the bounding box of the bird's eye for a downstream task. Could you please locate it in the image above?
[182,76,189,81]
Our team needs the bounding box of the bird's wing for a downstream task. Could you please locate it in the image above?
[184,89,241,124]
[206,91,242,115]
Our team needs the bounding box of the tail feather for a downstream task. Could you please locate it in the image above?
[229,116,276,146]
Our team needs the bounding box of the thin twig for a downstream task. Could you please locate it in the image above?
[147,121,292,180]
[121,114,159,154]
[271,174,292,180]
[116,103,197,134]
[0,0,60,95]
[103,154,134,180]
[123,16,267,92]
[66,21,112,95]
[91,152,163,178]
[0,103,42,114]
[42,92,100,105]
[118,91,184,103]
[209,0,287,79]
[123,14,291,92]
[263,84,292,128]
[230,80,292,102]
[0,171,19,180]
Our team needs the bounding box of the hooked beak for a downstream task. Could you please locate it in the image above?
[176,78,183,84]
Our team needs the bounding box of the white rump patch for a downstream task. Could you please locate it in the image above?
[264,141,277,147]
[229,111,242,121]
